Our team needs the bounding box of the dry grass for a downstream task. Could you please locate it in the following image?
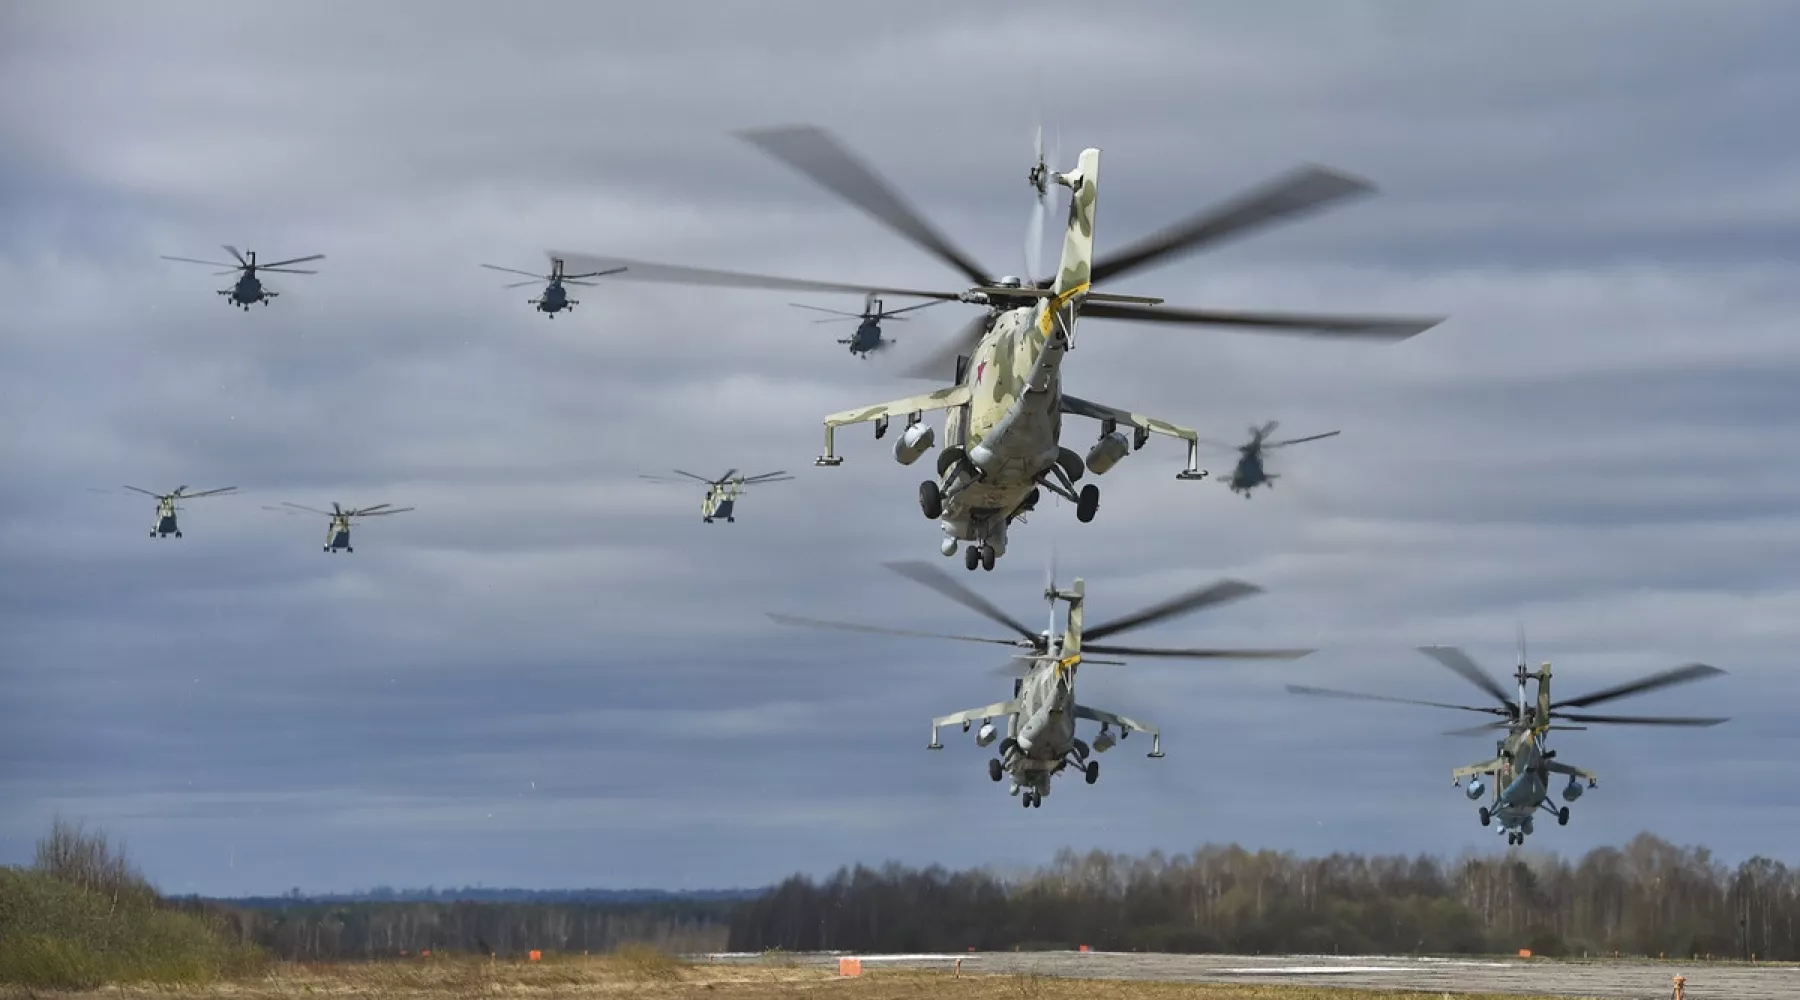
[10,955,1577,1000]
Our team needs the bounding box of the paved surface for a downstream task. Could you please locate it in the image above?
[704,949,1798,998]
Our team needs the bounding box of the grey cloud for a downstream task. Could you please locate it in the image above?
[5,0,1800,896]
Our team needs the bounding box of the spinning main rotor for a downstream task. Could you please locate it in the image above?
[552,125,1445,379]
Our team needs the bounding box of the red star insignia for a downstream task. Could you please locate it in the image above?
[975,361,987,384]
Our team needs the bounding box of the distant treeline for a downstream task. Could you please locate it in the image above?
[212,887,760,906]
[175,897,734,961]
[729,834,1800,961]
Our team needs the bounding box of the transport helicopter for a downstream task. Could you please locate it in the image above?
[279,501,414,553]
[553,126,1441,571]
[638,469,794,523]
[1201,422,1340,496]
[479,257,625,317]
[159,246,323,309]
[788,293,944,357]
[123,485,237,538]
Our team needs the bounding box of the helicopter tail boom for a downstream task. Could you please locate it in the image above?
[1041,148,1100,342]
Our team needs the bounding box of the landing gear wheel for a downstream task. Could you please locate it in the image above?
[964,545,980,571]
[988,759,1003,782]
[1020,792,1033,809]
[1084,760,1099,785]
[1478,807,1491,827]
[347,546,354,553]
[703,517,713,524]
[1031,794,1042,808]
[1558,806,1570,826]
[1075,484,1099,523]
[175,531,183,538]
[918,480,943,520]
[980,545,995,571]
[727,516,735,523]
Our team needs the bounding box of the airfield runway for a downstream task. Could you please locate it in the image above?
[705,949,1798,998]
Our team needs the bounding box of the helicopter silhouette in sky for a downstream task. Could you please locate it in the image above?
[160,246,323,310]
[788,293,944,357]
[480,257,625,317]
[1202,422,1341,497]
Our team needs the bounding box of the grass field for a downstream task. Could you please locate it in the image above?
[33,951,1574,1000]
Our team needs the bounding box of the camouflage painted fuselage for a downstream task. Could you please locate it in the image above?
[936,304,1071,552]
[1005,655,1081,797]
[326,514,353,551]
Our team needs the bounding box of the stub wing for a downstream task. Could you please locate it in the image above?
[1452,757,1506,784]
[1546,759,1598,784]
[932,700,1020,729]
[1074,704,1159,738]
[1060,393,1199,448]
[825,384,972,431]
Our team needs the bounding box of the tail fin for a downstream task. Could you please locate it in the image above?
[1040,148,1100,340]
[1063,577,1085,658]
[1536,662,1553,726]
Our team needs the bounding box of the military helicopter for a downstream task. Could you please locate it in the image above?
[123,485,237,537]
[1287,643,1727,845]
[278,502,414,553]
[159,246,323,310]
[788,293,944,357]
[638,469,794,523]
[769,560,1313,808]
[553,126,1442,572]
[1201,422,1341,497]
[479,258,626,317]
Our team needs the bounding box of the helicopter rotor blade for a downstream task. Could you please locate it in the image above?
[1553,711,1729,727]
[1551,664,1725,710]
[352,506,415,517]
[546,251,966,302]
[503,279,543,289]
[789,303,866,319]
[1088,165,1375,286]
[258,254,324,269]
[1079,302,1442,342]
[161,256,242,269]
[280,502,334,517]
[481,264,550,280]
[715,468,739,485]
[1285,684,1511,715]
[1082,579,1265,643]
[1266,430,1342,449]
[741,471,792,483]
[222,245,247,265]
[1442,720,1518,737]
[182,487,237,498]
[1086,644,1314,661]
[766,613,1024,648]
[899,312,989,380]
[1417,646,1517,710]
[669,470,716,485]
[882,560,1041,644]
[121,485,161,498]
[563,268,627,280]
[881,299,947,318]
[258,267,318,275]
[736,125,993,287]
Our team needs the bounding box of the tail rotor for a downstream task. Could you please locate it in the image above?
[1025,124,1058,283]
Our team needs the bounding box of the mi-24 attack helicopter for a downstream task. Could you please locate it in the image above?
[479,258,626,317]
[1201,422,1340,497]
[638,469,794,523]
[788,293,945,358]
[122,485,237,538]
[770,560,1313,808]
[1287,643,1727,846]
[278,502,414,553]
[552,126,1443,572]
[159,246,324,310]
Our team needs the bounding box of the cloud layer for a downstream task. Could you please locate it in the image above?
[4,0,1799,895]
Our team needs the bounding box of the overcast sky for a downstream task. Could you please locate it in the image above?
[4,1,1799,897]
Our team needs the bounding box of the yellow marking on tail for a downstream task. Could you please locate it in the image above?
[1038,282,1091,336]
